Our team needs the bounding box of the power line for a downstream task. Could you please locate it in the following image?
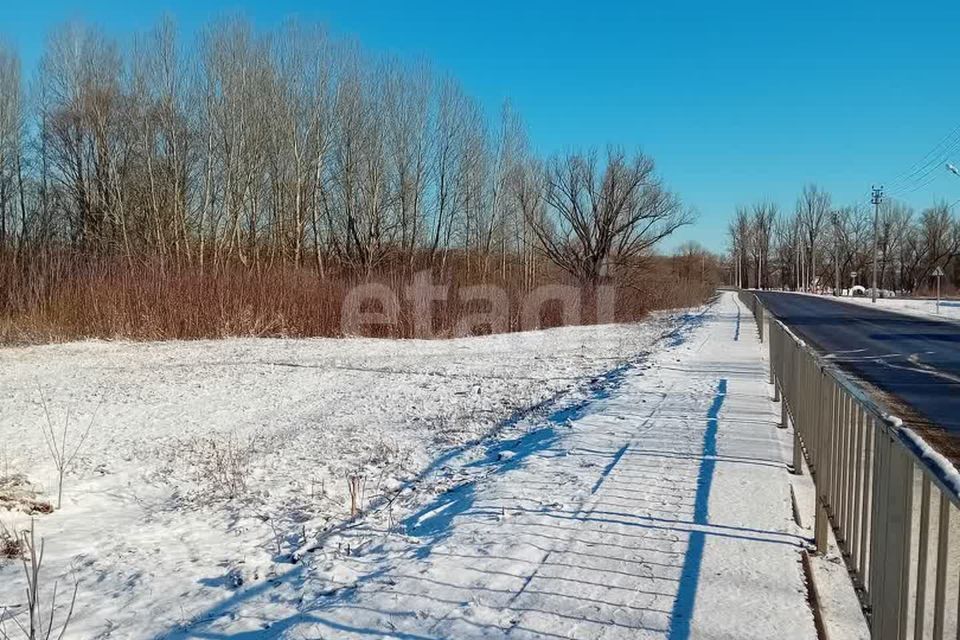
[886,166,943,198]
[884,123,960,194]
[889,123,960,183]
[886,147,960,197]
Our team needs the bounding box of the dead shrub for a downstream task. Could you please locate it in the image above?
[0,520,78,639]
[173,433,265,503]
[0,475,53,516]
[366,437,411,471]
[36,390,100,510]
[0,522,22,560]
[0,252,716,344]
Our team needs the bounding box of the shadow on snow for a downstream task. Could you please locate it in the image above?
[158,308,712,639]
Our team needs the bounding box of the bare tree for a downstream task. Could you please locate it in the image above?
[3,15,711,339]
[0,41,23,253]
[877,200,912,291]
[481,100,524,279]
[510,156,545,291]
[749,201,777,290]
[40,23,129,253]
[383,58,431,271]
[772,213,800,290]
[727,207,753,288]
[427,77,468,270]
[918,202,960,283]
[795,184,830,290]
[528,148,691,286]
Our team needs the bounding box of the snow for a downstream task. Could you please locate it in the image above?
[899,427,960,499]
[0,293,822,638]
[833,294,960,323]
[1,314,675,637]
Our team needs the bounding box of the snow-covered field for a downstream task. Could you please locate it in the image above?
[236,292,817,639]
[835,294,960,322]
[4,292,866,639]
[0,314,689,638]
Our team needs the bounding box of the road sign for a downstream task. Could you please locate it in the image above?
[932,266,945,314]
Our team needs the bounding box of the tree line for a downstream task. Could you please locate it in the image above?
[727,185,960,294]
[0,16,689,295]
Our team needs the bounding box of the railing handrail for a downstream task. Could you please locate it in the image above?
[896,425,960,507]
[747,290,960,509]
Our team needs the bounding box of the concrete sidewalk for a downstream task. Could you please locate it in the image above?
[190,292,820,639]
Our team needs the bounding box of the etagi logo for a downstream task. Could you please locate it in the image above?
[341,271,617,338]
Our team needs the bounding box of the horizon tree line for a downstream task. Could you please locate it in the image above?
[727,184,960,294]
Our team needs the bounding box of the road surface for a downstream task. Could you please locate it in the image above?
[756,292,960,460]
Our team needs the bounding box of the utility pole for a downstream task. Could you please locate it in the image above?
[757,248,762,290]
[739,249,743,288]
[832,211,841,296]
[739,252,743,288]
[870,186,883,303]
[801,244,806,292]
[796,240,800,291]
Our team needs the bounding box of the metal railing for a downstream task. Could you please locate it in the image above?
[739,290,960,640]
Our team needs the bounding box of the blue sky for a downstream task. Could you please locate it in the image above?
[4,0,960,252]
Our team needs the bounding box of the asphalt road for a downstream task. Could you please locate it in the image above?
[755,292,960,455]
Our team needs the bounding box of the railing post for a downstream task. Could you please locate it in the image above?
[792,423,803,474]
[870,432,914,639]
[931,492,950,639]
[869,428,890,632]
[758,305,764,343]
[912,477,931,640]
[768,321,775,383]
[815,495,829,555]
[824,378,837,520]
[814,369,830,555]
[858,421,873,588]
[851,407,865,575]
[890,445,914,640]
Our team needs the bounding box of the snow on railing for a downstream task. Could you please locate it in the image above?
[897,426,960,504]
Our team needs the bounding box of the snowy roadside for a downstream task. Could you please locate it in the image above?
[0,311,695,638]
[157,291,822,639]
[818,293,960,323]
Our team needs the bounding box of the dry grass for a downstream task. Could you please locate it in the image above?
[0,475,53,516]
[0,250,716,344]
[0,521,23,560]
[175,433,267,503]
